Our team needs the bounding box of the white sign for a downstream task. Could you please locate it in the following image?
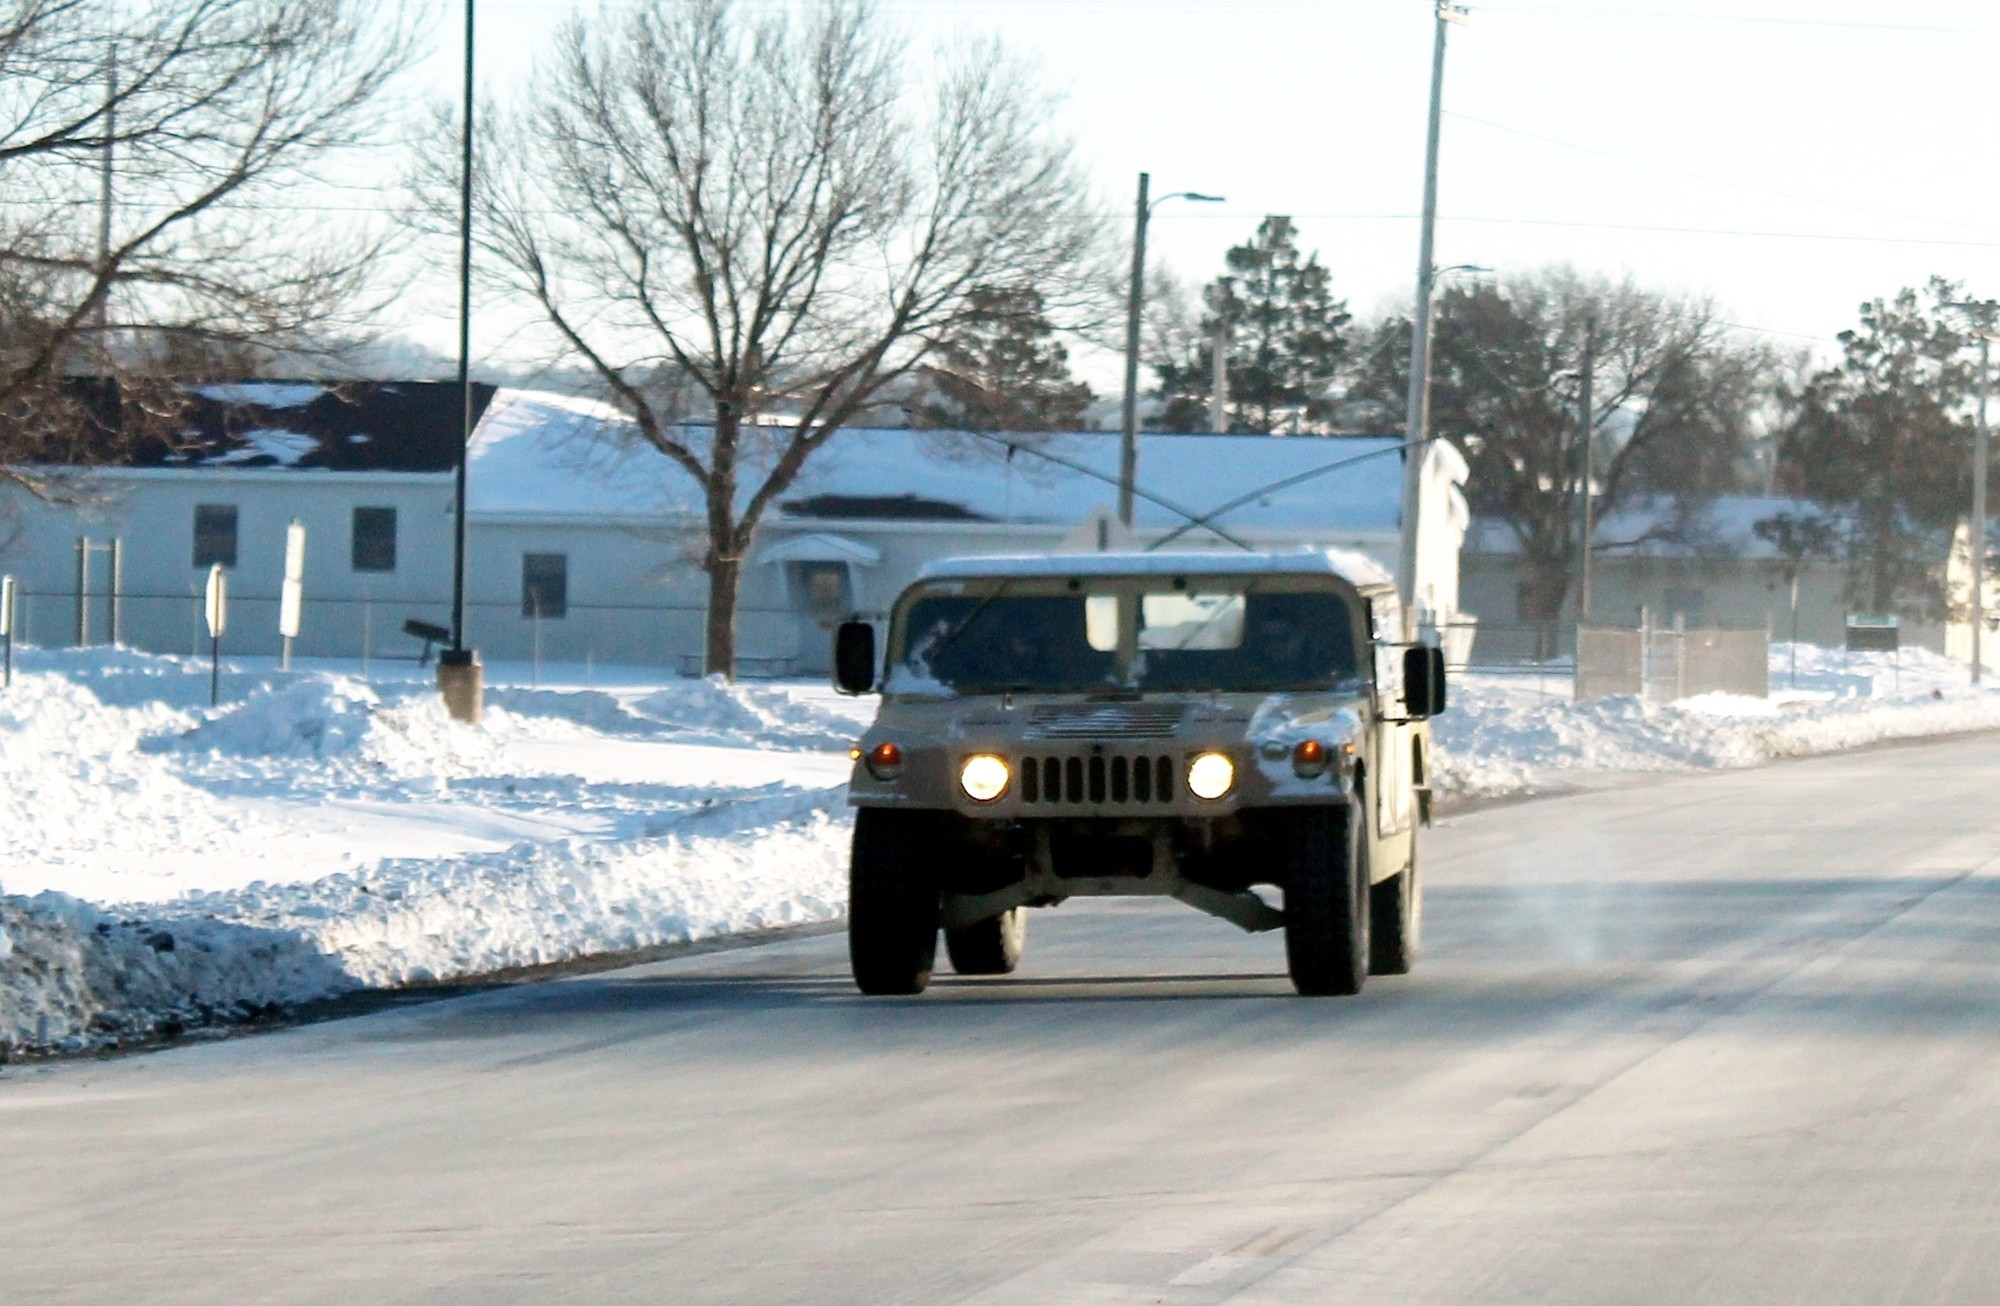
[279,521,306,639]
[0,575,13,636]
[204,564,227,638]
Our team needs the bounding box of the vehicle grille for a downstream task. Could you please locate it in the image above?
[1018,753,1177,806]
[1024,702,1185,740]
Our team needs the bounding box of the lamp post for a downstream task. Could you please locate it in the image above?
[1397,1,1469,620]
[439,0,484,722]
[1118,174,1224,527]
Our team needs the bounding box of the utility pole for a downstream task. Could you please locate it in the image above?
[1210,319,1229,433]
[1118,171,1149,527]
[1575,315,1597,624]
[1975,329,1990,685]
[1947,299,1994,685]
[1118,175,1224,526]
[1397,2,1466,621]
[439,0,484,722]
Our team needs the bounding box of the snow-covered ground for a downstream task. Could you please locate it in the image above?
[4,640,1997,1055]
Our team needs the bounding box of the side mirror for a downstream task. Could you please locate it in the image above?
[833,620,877,695]
[1402,645,1447,718]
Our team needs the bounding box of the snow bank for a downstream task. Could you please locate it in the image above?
[0,648,856,1056]
[0,893,352,1054]
[0,790,848,1054]
[1432,642,2000,800]
[171,788,849,988]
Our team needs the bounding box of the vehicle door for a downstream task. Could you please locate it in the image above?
[1367,595,1417,847]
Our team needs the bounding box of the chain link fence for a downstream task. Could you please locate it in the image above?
[1577,620,1769,702]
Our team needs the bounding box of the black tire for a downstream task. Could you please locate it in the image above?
[1283,805,1369,997]
[944,907,1027,976]
[1369,840,1422,976]
[848,808,941,995]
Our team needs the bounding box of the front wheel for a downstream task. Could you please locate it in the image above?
[1369,840,1422,976]
[848,809,941,995]
[1283,806,1369,997]
[945,907,1027,975]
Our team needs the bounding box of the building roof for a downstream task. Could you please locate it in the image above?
[465,389,1407,535]
[63,380,497,473]
[1466,495,1833,560]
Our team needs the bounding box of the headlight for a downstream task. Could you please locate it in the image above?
[1186,751,1235,801]
[958,753,1010,803]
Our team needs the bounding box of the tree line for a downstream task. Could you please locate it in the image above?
[1,0,1987,673]
[1141,227,1994,630]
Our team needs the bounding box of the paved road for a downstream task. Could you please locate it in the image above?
[9,736,2000,1304]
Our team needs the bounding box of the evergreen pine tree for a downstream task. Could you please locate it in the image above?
[915,286,1095,432]
[1152,216,1352,433]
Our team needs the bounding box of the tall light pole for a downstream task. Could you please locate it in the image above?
[1397,2,1468,620]
[1948,299,1994,685]
[439,0,484,722]
[1575,314,1597,623]
[1118,174,1224,527]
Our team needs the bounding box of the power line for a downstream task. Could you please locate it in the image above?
[1154,207,2000,250]
[1443,110,2000,238]
[1483,3,2000,37]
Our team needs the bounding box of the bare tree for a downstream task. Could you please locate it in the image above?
[432,0,1107,677]
[0,0,416,495]
[1351,268,1778,621]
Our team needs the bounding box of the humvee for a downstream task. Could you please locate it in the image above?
[831,549,1446,998]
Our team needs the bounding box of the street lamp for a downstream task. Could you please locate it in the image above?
[439,0,484,722]
[1118,173,1224,528]
[1946,298,1995,685]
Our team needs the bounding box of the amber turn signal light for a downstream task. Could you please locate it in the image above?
[1292,739,1329,778]
[865,741,904,780]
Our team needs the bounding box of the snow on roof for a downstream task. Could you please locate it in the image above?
[466,388,1407,533]
[918,547,1397,590]
[465,389,680,517]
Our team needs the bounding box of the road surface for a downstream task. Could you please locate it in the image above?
[8,735,2000,1303]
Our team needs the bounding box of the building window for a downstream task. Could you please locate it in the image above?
[522,553,568,619]
[788,561,854,625]
[192,504,238,569]
[351,506,397,572]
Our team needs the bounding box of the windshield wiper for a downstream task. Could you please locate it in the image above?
[919,579,1015,668]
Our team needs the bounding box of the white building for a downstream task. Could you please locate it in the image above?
[0,384,1469,673]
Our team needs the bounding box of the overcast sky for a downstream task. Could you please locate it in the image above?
[396,0,2000,381]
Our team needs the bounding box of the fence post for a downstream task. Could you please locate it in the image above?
[531,595,543,689]
[1673,611,1686,702]
[1,574,14,687]
[74,536,90,646]
[108,536,123,646]
[1639,606,1651,700]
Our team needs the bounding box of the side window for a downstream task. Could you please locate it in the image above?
[351,507,397,572]
[192,504,238,569]
[522,553,568,619]
[1368,596,1404,701]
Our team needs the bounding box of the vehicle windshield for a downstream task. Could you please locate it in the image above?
[891,581,1361,695]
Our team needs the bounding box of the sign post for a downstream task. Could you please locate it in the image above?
[1,574,14,688]
[278,520,305,671]
[204,563,227,706]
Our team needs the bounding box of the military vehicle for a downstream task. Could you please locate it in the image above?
[833,549,1446,997]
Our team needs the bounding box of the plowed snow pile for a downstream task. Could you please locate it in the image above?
[2,641,1994,1055]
